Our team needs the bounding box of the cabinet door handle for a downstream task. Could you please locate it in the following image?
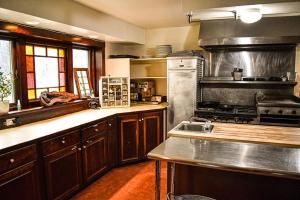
[92,124,98,127]
[71,146,77,151]
[10,158,15,163]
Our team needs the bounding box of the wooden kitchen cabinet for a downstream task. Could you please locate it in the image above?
[118,110,163,164]
[142,111,163,157]
[118,114,141,164]
[42,131,82,200]
[0,145,40,200]
[82,120,109,182]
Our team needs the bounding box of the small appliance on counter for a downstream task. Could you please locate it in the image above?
[130,80,166,104]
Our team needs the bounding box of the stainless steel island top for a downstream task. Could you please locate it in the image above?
[148,137,300,180]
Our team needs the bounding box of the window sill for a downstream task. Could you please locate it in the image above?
[0,100,90,130]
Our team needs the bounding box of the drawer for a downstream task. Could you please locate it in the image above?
[0,144,37,174]
[42,130,80,156]
[167,59,198,69]
[82,120,108,141]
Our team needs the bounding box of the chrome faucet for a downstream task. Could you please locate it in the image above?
[189,116,212,130]
[189,116,211,123]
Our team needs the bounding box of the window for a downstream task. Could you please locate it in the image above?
[25,44,66,100]
[72,49,89,94]
[0,39,14,103]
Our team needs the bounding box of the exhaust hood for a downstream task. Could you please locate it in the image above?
[199,16,300,48]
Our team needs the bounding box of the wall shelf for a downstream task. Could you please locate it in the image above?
[199,80,297,85]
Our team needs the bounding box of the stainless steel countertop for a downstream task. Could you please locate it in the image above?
[148,137,300,179]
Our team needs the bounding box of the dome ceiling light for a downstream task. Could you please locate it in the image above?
[237,8,262,24]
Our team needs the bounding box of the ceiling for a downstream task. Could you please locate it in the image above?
[74,0,300,28]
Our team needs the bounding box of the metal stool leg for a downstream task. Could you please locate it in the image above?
[169,162,176,200]
[155,160,161,200]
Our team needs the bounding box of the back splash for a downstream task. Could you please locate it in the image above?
[205,46,295,77]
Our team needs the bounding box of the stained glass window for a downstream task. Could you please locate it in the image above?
[25,44,66,100]
[0,40,14,103]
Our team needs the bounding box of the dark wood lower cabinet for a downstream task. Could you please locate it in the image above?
[118,114,141,164]
[142,111,163,157]
[0,109,165,200]
[0,162,40,200]
[118,110,164,164]
[44,144,82,200]
[82,135,108,182]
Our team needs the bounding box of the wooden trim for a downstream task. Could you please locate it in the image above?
[0,21,105,48]
[120,118,139,162]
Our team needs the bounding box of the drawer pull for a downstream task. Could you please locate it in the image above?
[94,128,99,132]
[71,146,77,151]
[83,146,86,149]
[92,124,98,127]
[179,64,184,67]
[78,147,82,151]
[138,119,142,122]
[9,158,15,163]
[61,140,66,144]
[141,118,144,121]
[86,140,93,144]
[108,123,112,127]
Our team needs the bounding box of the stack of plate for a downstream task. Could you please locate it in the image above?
[155,45,172,58]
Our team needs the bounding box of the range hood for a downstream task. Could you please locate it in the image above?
[199,16,300,48]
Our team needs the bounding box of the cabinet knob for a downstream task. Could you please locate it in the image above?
[108,123,112,127]
[94,128,99,132]
[78,148,82,151]
[278,110,283,114]
[141,118,144,121]
[83,146,86,149]
[10,158,15,163]
[71,146,77,151]
[61,140,66,144]
[138,119,141,122]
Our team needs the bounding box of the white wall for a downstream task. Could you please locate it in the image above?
[106,24,201,57]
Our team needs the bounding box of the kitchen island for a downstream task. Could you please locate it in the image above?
[148,122,300,200]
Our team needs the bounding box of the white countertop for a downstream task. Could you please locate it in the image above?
[0,104,167,151]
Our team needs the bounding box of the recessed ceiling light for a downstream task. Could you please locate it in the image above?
[25,21,40,25]
[88,35,98,39]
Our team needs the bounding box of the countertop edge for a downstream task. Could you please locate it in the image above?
[0,104,167,151]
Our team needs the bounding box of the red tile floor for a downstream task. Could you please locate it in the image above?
[71,161,167,200]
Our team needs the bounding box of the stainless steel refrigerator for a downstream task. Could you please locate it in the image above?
[167,57,204,131]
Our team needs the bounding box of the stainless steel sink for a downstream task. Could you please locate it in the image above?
[174,122,214,133]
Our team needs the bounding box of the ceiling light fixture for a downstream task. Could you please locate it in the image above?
[25,21,40,25]
[239,8,262,24]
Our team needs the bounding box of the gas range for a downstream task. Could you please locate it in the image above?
[195,105,258,124]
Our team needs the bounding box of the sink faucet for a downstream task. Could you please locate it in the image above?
[189,116,212,131]
[189,116,211,124]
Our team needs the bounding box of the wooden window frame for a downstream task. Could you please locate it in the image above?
[0,21,105,110]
